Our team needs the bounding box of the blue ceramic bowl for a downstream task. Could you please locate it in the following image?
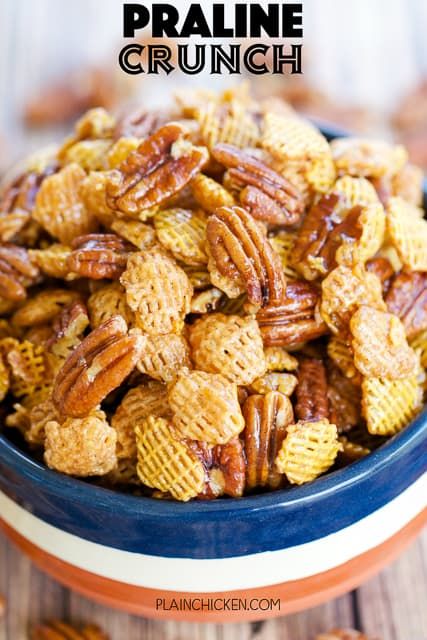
[0,127,426,622]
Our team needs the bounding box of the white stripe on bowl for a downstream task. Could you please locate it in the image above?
[0,474,426,593]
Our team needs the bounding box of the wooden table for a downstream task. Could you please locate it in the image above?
[0,529,426,640]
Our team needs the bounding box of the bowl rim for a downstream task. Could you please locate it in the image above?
[1,406,426,517]
[0,123,426,518]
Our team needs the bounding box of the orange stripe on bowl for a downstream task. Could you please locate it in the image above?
[1,510,426,622]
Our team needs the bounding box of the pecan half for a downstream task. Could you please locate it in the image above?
[295,357,330,422]
[31,619,109,640]
[53,315,144,418]
[212,144,304,226]
[243,391,293,491]
[0,244,40,300]
[257,280,328,346]
[106,123,208,215]
[47,301,89,370]
[385,270,427,339]
[207,205,286,306]
[67,233,135,279]
[292,194,367,280]
[114,107,173,140]
[316,631,372,640]
[0,167,56,241]
[327,364,361,433]
[366,256,394,294]
[189,438,246,498]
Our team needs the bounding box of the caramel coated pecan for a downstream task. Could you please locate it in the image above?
[47,301,89,370]
[212,144,304,226]
[292,194,367,280]
[31,619,109,640]
[106,123,208,216]
[0,166,56,241]
[114,107,173,140]
[207,205,286,306]
[366,256,394,294]
[0,244,40,301]
[296,358,329,422]
[189,438,246,498]
[327,364,361,433]
[67,233,135,279]
[385,270,427,339]
[316,630,372,640]
[256,280,327,347]
[53,315,144,418]
[243,391,293,491]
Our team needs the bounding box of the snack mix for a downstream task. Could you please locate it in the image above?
[0,86,425,502]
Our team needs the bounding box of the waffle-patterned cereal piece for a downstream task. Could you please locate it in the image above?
[60,139,111,172]
[305,152,336,193]
[11,289,81,327]
[168,369,244,444]
[107,136,141,168]
[29,244,75,280]
[44,410,117,476]
[362,367,424,435]
[275,419,341,484]
[136,332,191,382]
[331,138,407,178]
[350,305,417,379]
[330,176,380,215]
[321,264,385,335]
[121,249,193,335]
[387,196,427,271]
[136,416,205,501]
[269,232,300,280]
[154,208,208,266]
[1,338,49,398]
[335,203,386,267]
[327,335,361,383]
[195,99,260,150]
[111,218,156,250]
[391,162,424,206]
[33,164,98,244]
[191,173,235,213]
[350,306,418,379]
[88,282,134,329]
[262,112,330,161]
[26,396,58,445]
[111,381,171,460]
[80,171,117,228]
[188,313,266,385]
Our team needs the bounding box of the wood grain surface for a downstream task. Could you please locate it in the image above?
[0,1,426,639]
[0,530,426,640]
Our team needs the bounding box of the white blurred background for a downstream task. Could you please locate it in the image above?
[1,0,427,169]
